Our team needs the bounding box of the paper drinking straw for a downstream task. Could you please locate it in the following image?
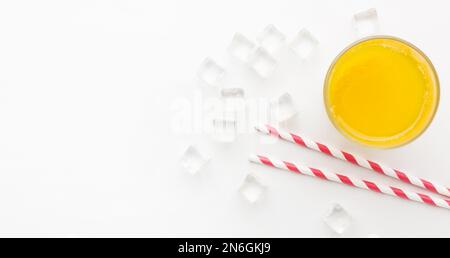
[249,154,450,210]
[255,124,450,198]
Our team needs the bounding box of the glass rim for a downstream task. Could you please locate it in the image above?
[323,35,440,149]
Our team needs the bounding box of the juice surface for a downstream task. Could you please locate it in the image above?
[324,37,439,148]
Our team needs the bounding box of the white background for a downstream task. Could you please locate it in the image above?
[0,0,449,237]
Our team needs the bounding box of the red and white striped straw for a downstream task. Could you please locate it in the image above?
[256,124,450,198]
[250,154,450,210]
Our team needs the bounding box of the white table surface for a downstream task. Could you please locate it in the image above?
[0,0,449,237]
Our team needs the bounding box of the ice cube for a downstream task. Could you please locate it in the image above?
[270,92,298,122]
[179,145,210,175]
[239,174,266,203]
[323,204,353,234]
[212,112,237,142]
[248,47,277,78]
[228,33,256,63]
[353,8,379,37]
[221,88,245,99]
[256,24,286,54]
[220,91,245,132]
[290,29,319,59]
[197,58,225,87]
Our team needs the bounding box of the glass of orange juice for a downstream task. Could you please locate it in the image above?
[324,36,439,148]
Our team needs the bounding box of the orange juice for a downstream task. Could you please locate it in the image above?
[324,37,439,148]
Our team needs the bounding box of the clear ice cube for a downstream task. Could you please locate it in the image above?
[228,33,256,63]
[179,145,210,175]
[197,58,225,87]
[290,29,319,59]
[270,92,298,122]
[323,204,353,234]
[221,88,246,112]
[248,47,277,78]
[221,88,245,99]
[256,24,286,54]
[220,90,245,131]
[212,111,237,143]
[239,174,266,203]
[353,8,379,37]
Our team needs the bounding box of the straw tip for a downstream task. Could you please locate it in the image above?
[248,154,259,162]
